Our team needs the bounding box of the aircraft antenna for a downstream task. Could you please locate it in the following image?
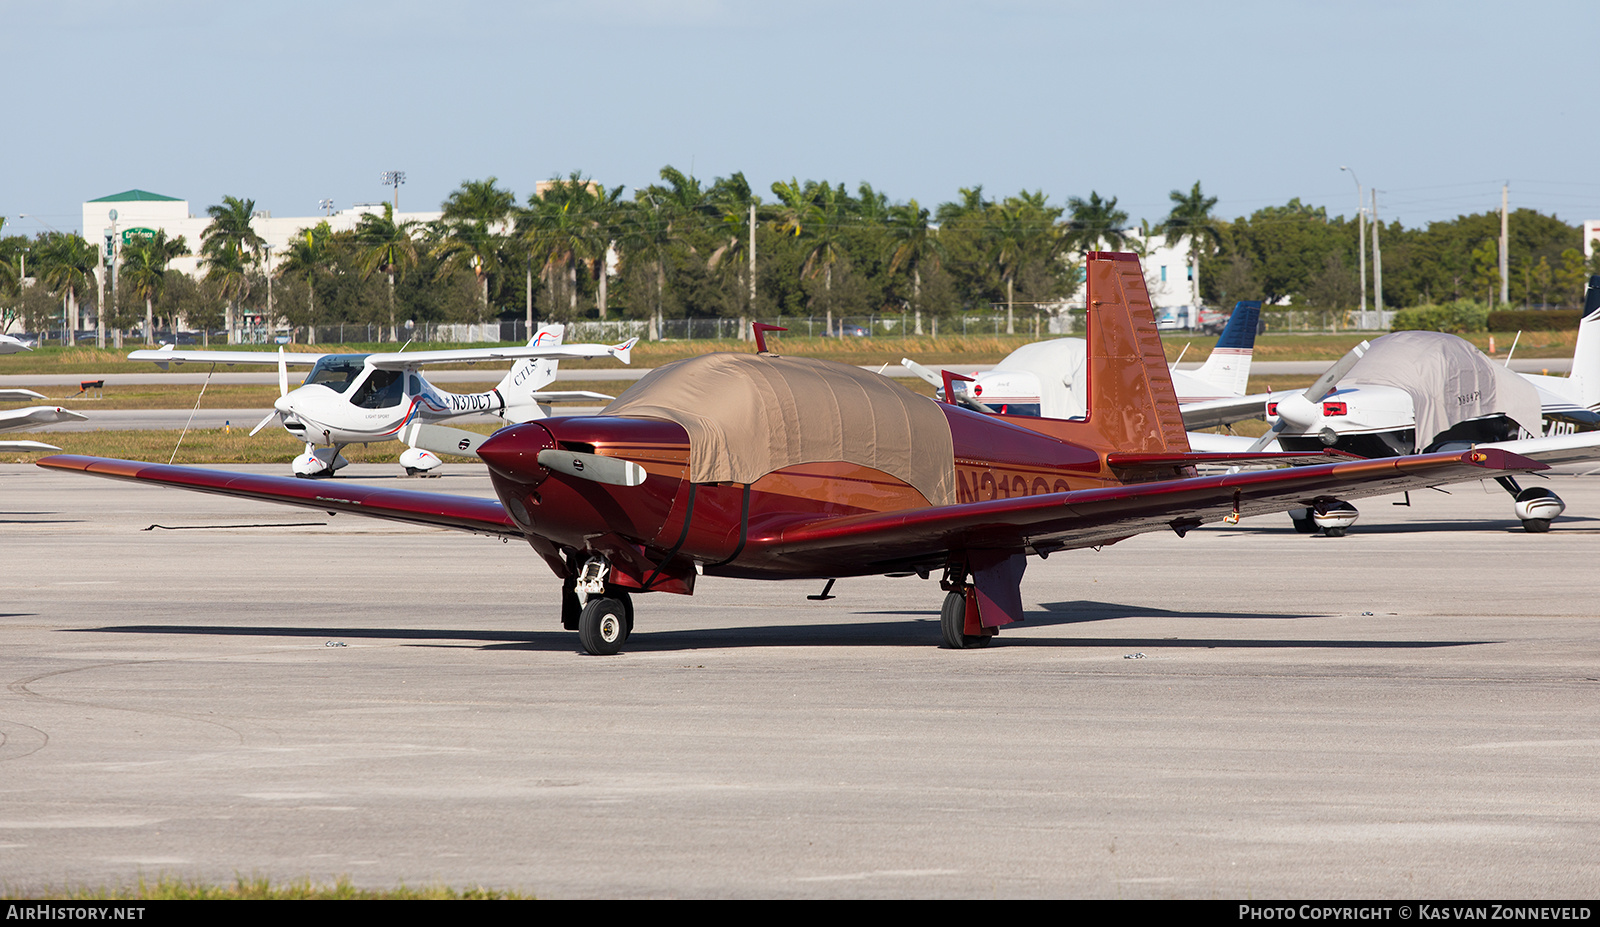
[752,323,787,355]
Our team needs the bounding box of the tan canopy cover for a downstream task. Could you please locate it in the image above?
[601,353,956,506]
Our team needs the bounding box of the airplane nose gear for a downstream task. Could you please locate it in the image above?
[578,596,629,656]
[572,555,634,655]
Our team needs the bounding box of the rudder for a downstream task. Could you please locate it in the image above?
[1081,252,1190,453]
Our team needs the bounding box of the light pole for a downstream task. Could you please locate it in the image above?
[380,171,406,210]
[319,199,334,216]
[17,213,63,234]
[1339,167,1367,314]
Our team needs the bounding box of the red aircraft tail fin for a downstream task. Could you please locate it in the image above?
[1078,251,1190,454]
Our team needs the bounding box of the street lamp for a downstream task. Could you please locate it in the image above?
[319,199,334,216]
[17,213,63,234]
[380,171,406,209]
[1339,167,1367,314]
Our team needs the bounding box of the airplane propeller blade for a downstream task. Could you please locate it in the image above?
[537,449,648,487]
[277,347,289,398]
[248,410,279,437]
[900,358,945,388]
[1245,340,1370,452]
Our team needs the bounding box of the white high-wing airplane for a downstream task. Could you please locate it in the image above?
[0,388,87,452]
[903,301,1262,425]
[130,324,636,477]
[1184,275,1600,534]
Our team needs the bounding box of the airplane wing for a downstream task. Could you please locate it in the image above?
[365,337,638,370]
[35,455,521,539]
[0,388,48,402]
[757,448,1544,567]
[40,447,1539,573]
[0,405,88,432]
[129,346,328,368]
[1,440,63,452]
[1475,431,1600,467]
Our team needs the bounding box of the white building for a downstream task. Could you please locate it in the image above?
[81,189,444,279]
[1585,219,1599,260]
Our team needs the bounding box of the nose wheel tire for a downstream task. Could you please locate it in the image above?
[578,597,629,655]
[940,590,991,650]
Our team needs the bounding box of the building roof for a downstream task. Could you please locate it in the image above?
[87,190,183,203]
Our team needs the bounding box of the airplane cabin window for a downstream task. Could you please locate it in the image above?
[304,356,369,394]
[351,369,405,409]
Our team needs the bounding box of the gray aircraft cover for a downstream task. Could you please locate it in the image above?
[1345,331,1541,452]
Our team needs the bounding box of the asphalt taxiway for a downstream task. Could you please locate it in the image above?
[2,461,1598,898]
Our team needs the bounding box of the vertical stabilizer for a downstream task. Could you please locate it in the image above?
[495,323,565,413]
[1082,252,1190,453]
[1570,275,1600,409]
[1190,300,1260,397]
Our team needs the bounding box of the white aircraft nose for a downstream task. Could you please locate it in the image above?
[1274,393,1320,430]
[274,394,295,415]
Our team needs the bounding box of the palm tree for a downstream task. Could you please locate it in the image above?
[432,219,504,315]
[884,199,941,334]
[33,233,97,347]
[1065,191,1130,253]
[770,179,855,324]
[706,173,761,327]
[441,177,515,225]
[437,179,516,317]
[201,196,266,342]
[201,245,251,347]
[356,203,420,340]
[119,230,190,344]
[276,222,334,343]
[1159,181,1222,307]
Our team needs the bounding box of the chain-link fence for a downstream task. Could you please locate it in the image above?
[48,306,1399,348]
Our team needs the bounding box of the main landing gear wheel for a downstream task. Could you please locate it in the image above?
[940,590,991,650]
[578,597,629,656]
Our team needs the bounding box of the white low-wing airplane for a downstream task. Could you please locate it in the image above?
[1,388,88,452]
[1,333,35,355]
[1183,275,1600,534]
[130,324,636,477]
[903,301,1263,421]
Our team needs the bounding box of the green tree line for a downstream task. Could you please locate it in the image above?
[3,174,1597,343]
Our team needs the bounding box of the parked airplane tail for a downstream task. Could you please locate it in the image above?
[1569,275,1600,409]
[495,323,566,415]
[1071,252,1191,454]
[1189,300,1261,397]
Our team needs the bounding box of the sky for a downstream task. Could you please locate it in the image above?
[4,0,1597,238]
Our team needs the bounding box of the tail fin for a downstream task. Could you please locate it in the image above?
[1190,300,1260,397]
[495,323,565,410]
[1570,276,1600,409]
[1080,252,1190,453]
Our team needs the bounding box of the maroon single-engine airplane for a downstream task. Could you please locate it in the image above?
[39,253,1544,655]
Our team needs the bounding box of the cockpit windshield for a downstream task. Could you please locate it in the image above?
[303,355,370,394]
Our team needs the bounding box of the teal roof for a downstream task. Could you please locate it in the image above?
[88,190,182,203]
